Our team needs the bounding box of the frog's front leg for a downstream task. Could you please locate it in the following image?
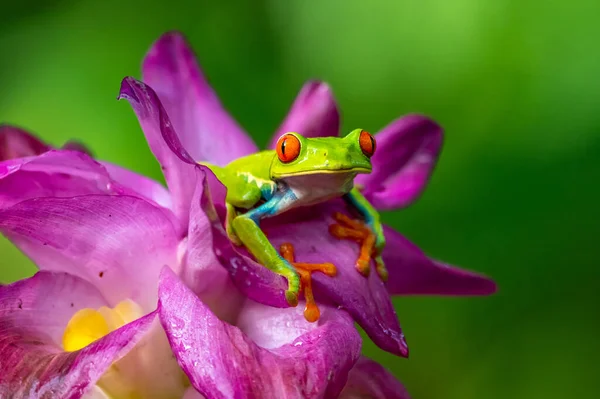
[230,195,302,306]
[329,187,389,281]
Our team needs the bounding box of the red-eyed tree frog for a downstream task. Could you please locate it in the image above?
[201,129,386,321]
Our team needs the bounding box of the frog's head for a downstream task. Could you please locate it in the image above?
[270,129,375,181]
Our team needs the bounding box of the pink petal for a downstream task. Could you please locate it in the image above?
[262,204,408,357]
[142,31,258,166]
[0,124,50,161]
[339,357,410,399]
[0,150,135,209]
[267,81,340,149]
[180,167,245,323]
[158,268,362,399]
[236,299,336,350]
[100,161,173,210]
[0,195,180,311]
[383,226,497,296]
[119,76,197,229]
[0,271,156,398]
[0,271,107,346]
[355,115,443,210]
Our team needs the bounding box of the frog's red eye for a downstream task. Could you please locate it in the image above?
[359,130,376,157]
[276,133,301,163]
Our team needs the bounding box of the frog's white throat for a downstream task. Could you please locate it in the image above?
[281,171,357,208]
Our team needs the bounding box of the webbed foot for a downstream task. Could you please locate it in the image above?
[328,212,389,281]
[279,243,337,322]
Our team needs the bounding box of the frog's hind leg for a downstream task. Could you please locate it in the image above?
[328,212,389,281]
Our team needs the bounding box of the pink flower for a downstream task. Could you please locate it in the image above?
[0,31,495,399]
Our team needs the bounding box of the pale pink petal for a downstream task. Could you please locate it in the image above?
[0,195,180,311]
[0,271,156,398]
[0,271,107,346]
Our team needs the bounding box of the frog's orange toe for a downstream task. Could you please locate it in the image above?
[279,243,336,323]
[329,212,378,278]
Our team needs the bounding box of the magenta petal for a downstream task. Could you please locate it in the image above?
[158,268,362,399]
[180,167,245,322]
[383,226,497,296]
[261,205,408,357]
[0,195,180,311]
[0,271,156,398]
[340,357,410,399]
[0,124,50,161]
[100,161,173,210]
[119,76,197,228]
[0,150,137,209]
[142,31,258,166]
[267,81,340,149]
[355,115,443,210]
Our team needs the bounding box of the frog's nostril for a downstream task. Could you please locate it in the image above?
[323,152,327,156]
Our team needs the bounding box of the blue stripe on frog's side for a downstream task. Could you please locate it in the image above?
[260,182,276,202]
[245,183,298,225]
[343,189,374,225]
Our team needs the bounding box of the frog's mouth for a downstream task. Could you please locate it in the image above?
[273,167,371,179]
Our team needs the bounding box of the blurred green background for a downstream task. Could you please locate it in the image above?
[1,0,598,397]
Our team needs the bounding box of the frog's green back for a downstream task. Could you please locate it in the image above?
[223,150,275,180]
[199,150,276,209]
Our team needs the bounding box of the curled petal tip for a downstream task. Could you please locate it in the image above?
[399,335,409,358]
[303,80,334,99]
[117,76,139,102]
[481,278,498,295]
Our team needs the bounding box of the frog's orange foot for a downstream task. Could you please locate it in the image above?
[328,212,388,281]
[279,243,337,323]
